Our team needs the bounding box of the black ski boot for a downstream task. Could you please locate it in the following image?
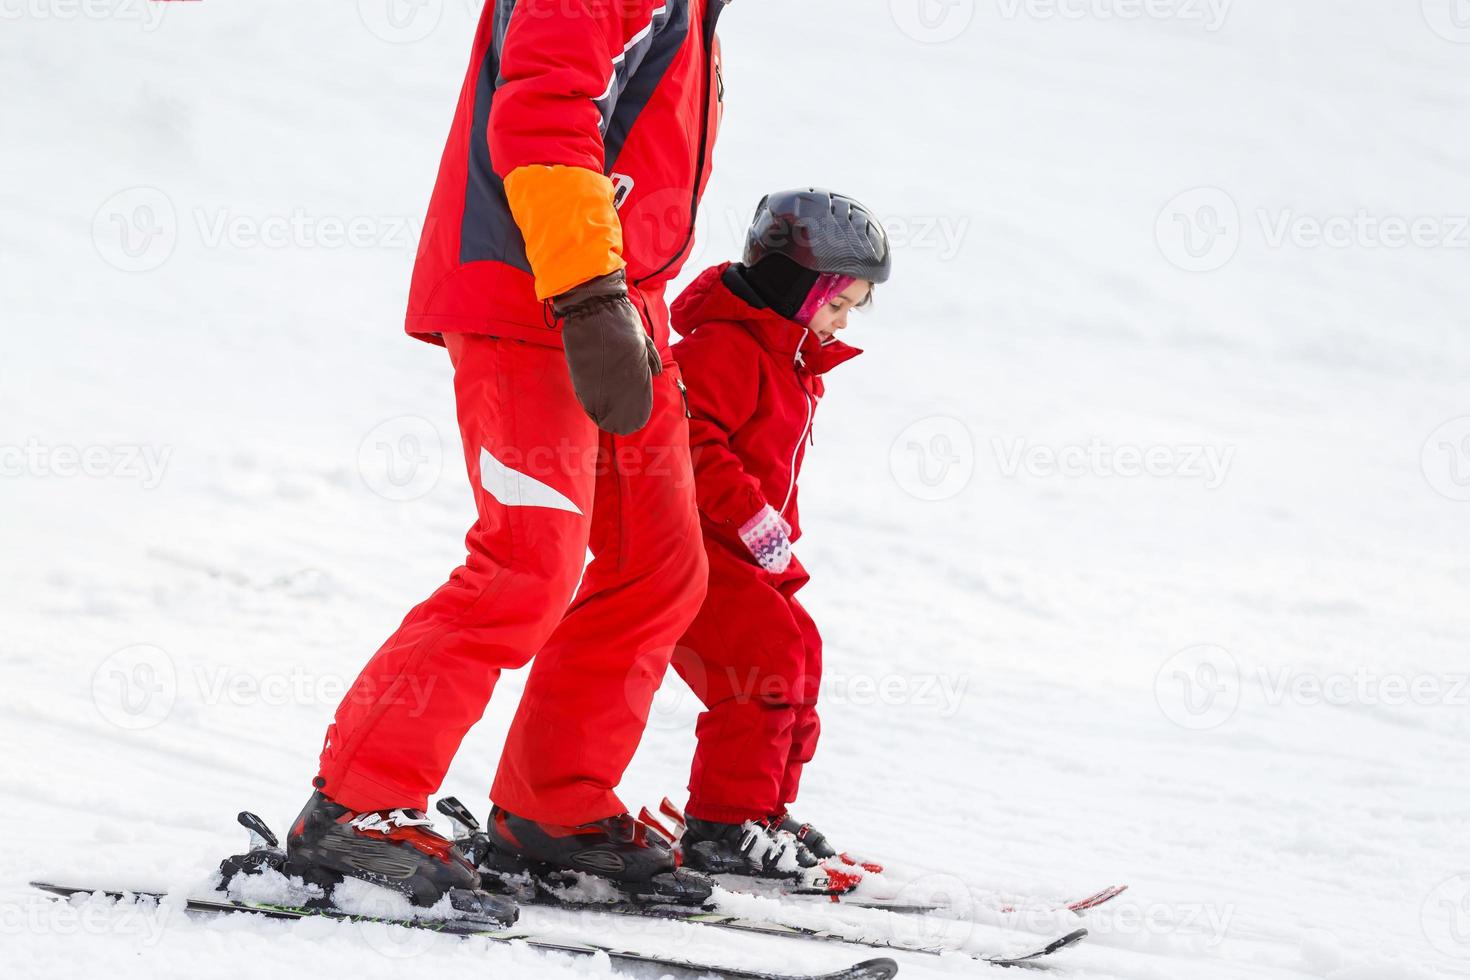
[436,797,712,906]
[278,790,517,925]
[680,815,815,878]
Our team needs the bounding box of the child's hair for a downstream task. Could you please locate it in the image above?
[739,253,874,326]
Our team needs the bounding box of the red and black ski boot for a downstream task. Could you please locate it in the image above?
[436,797,712,906]
[275,790,517,925]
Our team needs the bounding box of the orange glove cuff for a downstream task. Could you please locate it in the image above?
[503,164,625,301]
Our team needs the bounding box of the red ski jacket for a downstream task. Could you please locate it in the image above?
[406,0,725,351]
[671,264,862,553]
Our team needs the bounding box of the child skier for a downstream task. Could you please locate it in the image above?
[668,188,892,883]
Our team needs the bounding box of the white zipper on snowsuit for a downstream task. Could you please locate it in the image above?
[779,349,815,518]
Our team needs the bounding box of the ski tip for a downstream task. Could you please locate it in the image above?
[30,880,71,897]
[32,881,102,897]
[836,957,900,980]
[1066,883,1129,913]
[31,881,161,904]
[1040,928,1089,955]
[985,928,1089,967]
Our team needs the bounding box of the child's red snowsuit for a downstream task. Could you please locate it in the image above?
[669,263,861,824]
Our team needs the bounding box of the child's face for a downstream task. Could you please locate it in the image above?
[807,280,872,342]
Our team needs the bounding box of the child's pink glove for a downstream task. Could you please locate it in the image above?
[739,504,793,574]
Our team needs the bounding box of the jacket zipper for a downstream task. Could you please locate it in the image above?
[778,349,815,518]
[633,0,723,290]
[676,377,692,418]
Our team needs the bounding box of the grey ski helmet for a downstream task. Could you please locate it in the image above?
[743,188,891,285]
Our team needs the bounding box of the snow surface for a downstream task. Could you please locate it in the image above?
[3,2,1469,979]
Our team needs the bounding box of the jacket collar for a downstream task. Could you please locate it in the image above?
[672,263,862,375]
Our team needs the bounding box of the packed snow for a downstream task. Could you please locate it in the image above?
[3,1,1469,979]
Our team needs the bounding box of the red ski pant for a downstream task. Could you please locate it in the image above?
[317,333,707,825]
[672,543,822,824]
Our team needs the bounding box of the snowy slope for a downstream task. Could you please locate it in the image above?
[3,1,1469,978]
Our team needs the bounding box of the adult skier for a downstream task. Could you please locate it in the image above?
[284,0,728,917]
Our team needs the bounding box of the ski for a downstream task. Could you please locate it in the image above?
[673,909,1088,968]
[722,879,1128,916]
[30,881,899,980]
[987,929,1090,967]
[430,797,1086,966]
[852,883,1128,916]
[429,796,1087,967]
[474,885,1087,966]
[1055,884,1131,914]
[636,796,1125,918]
